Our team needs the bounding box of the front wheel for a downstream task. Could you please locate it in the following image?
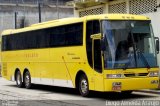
[24,71,32,89]
[16,71,23,88]
[79,74,89,97]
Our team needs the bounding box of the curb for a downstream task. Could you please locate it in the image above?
[136,89,160,94]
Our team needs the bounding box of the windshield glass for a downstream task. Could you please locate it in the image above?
[102,20,157,69]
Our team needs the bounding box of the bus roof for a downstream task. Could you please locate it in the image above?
[1,14,150,36]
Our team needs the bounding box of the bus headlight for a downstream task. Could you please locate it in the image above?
[106,74,124,79]
[149,71,159,77]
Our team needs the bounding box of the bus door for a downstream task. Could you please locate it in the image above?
[91,34,104,91]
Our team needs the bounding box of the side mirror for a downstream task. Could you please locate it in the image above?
[90,33,102,39]
[155,37,159,54]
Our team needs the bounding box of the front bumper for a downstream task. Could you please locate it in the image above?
[104,77,159,91]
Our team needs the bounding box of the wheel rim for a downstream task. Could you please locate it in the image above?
[80,79,88,94]
[25,73,30,87]
[16,73,21,85]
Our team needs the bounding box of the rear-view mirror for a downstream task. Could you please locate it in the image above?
[155,37,159,54]
[90,33,102,39]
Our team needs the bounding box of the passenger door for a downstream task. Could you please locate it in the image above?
[92,36,104,91]
[86,20,104,91]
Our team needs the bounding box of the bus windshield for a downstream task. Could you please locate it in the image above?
[102,20,157,69]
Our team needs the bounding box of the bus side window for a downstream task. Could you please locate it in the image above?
[86,20,101,72]
[94,39,102,72]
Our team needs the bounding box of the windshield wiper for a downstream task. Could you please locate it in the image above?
[136,49,150,69]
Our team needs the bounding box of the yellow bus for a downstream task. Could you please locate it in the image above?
[1,14,159,96]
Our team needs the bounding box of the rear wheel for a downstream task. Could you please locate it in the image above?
[24,71,32,89]
[16,71,23,88]
[79,74,89,97]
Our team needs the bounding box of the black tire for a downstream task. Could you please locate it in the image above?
[15,71,23,88]
[79,74,90,97]
[24,71,32,89]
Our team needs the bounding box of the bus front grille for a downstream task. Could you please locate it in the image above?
[124,74,135,77]
[138,73,148,76]
[124,73,148,77]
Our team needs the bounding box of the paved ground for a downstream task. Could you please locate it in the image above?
[0,77,160,106]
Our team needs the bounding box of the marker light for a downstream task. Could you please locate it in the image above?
[106,74,124,79]
[149,71,159,77]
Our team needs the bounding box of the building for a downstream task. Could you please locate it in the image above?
[0,0,73,32]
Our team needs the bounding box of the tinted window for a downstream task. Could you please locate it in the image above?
[86,20,100,68]
[2,22,83,51]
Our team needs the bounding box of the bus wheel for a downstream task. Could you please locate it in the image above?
[79,74,89,97]
[16,71,23,88]
[24,71,32,89]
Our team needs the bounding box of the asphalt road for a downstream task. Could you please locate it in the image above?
[0,77,160,106]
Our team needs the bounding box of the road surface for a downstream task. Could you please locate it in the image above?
[0,77,160,106]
